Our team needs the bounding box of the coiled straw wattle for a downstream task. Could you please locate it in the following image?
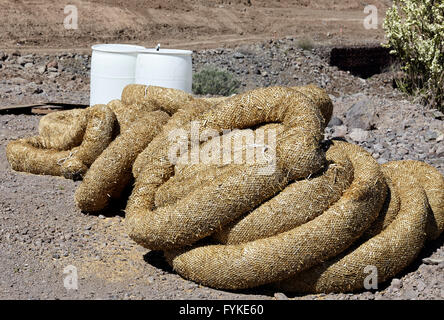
[6,84,444,293]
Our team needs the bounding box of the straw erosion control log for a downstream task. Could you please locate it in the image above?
[6,84,444,293]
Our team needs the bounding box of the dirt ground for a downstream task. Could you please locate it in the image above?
[0,1,443,301]
[1,0,391,52]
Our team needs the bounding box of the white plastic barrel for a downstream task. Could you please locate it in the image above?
[135,49,193,93]
[90,44,145,106]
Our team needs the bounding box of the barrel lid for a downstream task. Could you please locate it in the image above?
[91,44,146,53]
[139,48,193,56]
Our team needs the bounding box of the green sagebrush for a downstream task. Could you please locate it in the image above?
[297,37,314,51]
[192,67,241,96]
[383,0,444,111]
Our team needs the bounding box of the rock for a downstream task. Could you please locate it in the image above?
[37,65,46,74]
[33,87,43,94]
[373,143,384,154]
[425,109,444,120]
[403,289,418,300]
[435,145,444,157]
[47,59,58,69]
[327,116,343,127]
[425,130,438,141]
[233,52,245,59]
[345,98,377,130]
[16,54,34,66]
[332,125,347,138]
[422,257,444,265]
[47,72,58,79]
[391,278,402,290]
[397,147,409,156]
[418,264,433,277]
[274,292,289,300]
[349,128,370,142]
[17,57,27,66]
[24,62,33,69]
[374,292,386,300]
[415,280,426,292]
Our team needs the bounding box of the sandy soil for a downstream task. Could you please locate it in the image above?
[1,0,391,52]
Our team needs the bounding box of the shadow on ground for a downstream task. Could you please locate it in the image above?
[140,232,444,298]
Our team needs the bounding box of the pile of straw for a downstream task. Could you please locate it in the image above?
[6,84,444,293]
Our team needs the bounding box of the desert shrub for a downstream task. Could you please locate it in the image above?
[383,0,444,111]
[192,67,241,96]
[297,37,314,51]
